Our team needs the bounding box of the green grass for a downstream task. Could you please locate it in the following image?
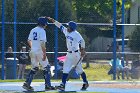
[83,63,111,81]
[0,63,112,82]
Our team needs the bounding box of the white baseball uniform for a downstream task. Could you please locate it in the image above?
[54,22,85,74]
[28,26,49,70]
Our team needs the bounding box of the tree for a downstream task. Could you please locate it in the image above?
[1,0,75,51]
[72,0,131,41]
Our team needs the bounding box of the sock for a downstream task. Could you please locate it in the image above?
[81,72,88,84]
[25,70,35,85]
[62,73,68,85]
[43,70,51,86]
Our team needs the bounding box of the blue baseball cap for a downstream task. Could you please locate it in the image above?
[67,21,77,30]
[38,17,48,26]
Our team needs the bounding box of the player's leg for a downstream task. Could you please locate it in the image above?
[80,72,89,90]
[40,57,56,90]
[75,55,89,90]
[40,58,51,86]
[76,65,89,90]
[56,54,73,91]
[43,65,56,90]
[124,66,130,79]
[22,51,39,91]
[23,66,39,91]
[116,67,120,79]
[25,66,39,85]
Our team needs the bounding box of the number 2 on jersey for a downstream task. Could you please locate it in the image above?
[33,32,37,40]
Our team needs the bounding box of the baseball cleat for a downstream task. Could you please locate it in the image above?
[45,85,56,91]
[22,83,34,91]
[81,83,89,90]
[55,84,65,91]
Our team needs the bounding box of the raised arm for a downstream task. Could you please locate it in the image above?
[47,17,67,35]
[47,17,62,28]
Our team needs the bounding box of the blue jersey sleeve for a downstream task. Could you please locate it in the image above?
[60,25,67,36]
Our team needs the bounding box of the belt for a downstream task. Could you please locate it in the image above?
[68,50,78,53]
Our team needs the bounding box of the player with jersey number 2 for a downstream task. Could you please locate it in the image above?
[47,17,89,91]
[22,17,56,91]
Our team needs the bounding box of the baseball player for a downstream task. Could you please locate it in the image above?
[22,17,55,91]
[47,17,89,91]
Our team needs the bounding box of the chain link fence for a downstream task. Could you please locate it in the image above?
[0,0,140,80]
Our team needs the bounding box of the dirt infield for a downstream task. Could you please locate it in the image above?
[92,83,140,89]
[75,81,140,89]
[0,81,140,93]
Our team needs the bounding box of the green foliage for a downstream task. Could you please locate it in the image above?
[1,0,132,51]
[72,0,113,42]
[58,0,76,22]
[116,0,131,22]
[71,0,131,45]
[129,21,140,51]
[15,0,75,22]
[1,0,74,50]
[73,0,113,23]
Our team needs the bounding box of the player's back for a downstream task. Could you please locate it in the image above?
[28,26,46,52]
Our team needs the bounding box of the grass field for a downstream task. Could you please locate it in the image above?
[0,63,112,82]
[83,63,111,81]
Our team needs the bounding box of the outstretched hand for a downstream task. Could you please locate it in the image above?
[46,17,55,23]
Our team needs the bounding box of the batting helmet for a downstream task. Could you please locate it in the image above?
[38,17,48,26]
[67,21,77,30]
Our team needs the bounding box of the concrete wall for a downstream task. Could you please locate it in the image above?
[125,0,140,36]
[92,37,113,52]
